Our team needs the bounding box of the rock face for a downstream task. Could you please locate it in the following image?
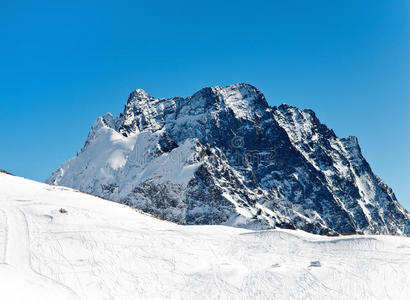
[47,83,410,235]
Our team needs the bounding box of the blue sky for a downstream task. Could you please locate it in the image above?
[1,0,409,209]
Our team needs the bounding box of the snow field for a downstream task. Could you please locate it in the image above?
[0,173,409,299]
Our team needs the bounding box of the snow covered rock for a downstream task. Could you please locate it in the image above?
[47,83,410,235]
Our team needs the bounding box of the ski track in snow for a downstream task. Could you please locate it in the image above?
[0,209,8,263]
[4,206,31,269]
[0,202,79,300]
[0,173,410,299]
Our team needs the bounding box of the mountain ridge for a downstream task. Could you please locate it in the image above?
[47,83,410,235]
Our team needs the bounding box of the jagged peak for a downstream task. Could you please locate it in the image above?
[186,83,269,119]
[118,83,270,135]
[124,83,268,110]
[193,83,267,104]
[193,83,258,93]
[273,103,338,140]
[276,103,313,114]
[127,89,153,103]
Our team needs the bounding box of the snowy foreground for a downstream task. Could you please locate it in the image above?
[0,173,409,300]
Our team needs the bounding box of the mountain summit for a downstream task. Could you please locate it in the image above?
[47,84,410,235]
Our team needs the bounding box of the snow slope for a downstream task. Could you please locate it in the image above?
[1,172,410,299]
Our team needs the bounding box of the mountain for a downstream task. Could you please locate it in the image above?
[47,83,410,235]
[2,172,410,299]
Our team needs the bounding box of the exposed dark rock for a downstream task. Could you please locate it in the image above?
[47,83,410,235]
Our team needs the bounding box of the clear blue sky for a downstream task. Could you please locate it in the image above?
[1,0,409,209]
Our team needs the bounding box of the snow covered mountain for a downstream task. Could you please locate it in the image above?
[2,172,410,300]
[47,83,410,235]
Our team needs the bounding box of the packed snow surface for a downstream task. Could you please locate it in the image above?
[1,173,409,299]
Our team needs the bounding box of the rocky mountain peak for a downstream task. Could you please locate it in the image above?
[48,83,410,235]
[127,89,152,103]
[115,84,270,137]
[192,83,269,117]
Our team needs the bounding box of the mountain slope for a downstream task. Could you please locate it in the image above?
[47,83,410,235]
[1,172,410,299]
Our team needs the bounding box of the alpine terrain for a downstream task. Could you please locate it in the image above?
[47,84,410,235]
[1,172,410,299]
